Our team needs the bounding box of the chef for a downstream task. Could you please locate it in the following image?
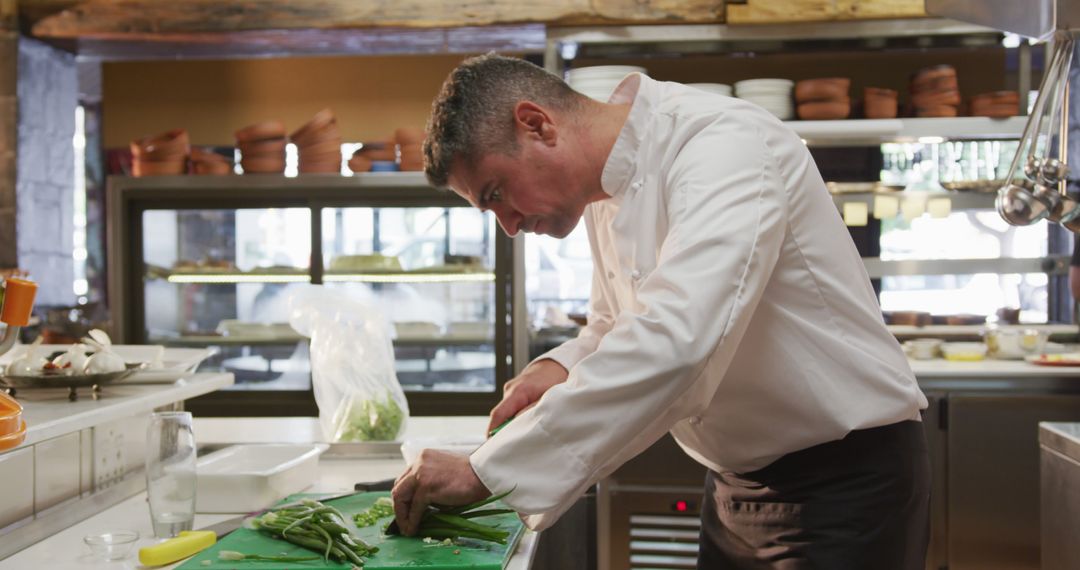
[391,53,930,569]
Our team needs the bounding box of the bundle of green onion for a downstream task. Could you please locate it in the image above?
[385,489,516,544]
[251,499,378,566]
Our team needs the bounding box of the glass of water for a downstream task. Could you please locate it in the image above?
[145,411,197,538]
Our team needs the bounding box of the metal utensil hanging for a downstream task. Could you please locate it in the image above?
[996,32,1078,230]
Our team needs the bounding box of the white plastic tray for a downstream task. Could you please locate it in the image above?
[195,443,327,513]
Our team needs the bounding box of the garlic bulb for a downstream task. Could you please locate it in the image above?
[5,337,46,376]
[83,351,125,375]
[80,329,126,375]
[52,343,90,372]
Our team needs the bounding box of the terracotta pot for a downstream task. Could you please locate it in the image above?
[190,147,230,163]
[240,156,285,174]
[886,311,931,327]
[297,138,342,157]
[235,120,286,143]
[348,155,373,173]
[797,99,851,120]
[131,129,190,161]
[354,143,395,162]
[238,137,287,157]
[290,108,337,147]
[298,161,341,174]
[914,104,959,118]
[912,89,961,108]
[192,160,233,175]
[794,78,851,103]
[911,65,957,92]
[394,127,426,146]
[863,87,899,119]
[132,158,187,176]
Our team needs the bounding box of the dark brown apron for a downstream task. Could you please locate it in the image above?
[698,420,930,570]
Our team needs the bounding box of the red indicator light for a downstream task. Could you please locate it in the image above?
[674,500,689,512]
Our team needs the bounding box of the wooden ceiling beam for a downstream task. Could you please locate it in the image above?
[22,0,725,40]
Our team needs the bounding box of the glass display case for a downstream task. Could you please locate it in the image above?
[107,173,514,415]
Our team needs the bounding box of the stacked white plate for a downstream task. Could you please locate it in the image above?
[734,78,794,120]
[687,83,734,97]
[566,65,647,102]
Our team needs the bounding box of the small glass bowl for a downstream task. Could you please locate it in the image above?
[83,530,139,561]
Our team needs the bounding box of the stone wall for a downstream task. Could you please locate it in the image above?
[0,0,15,269]
[16,38,76,305]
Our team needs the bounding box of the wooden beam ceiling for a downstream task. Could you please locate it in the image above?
[21,0,726,40]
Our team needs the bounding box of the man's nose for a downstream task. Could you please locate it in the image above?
[492,207,522,237]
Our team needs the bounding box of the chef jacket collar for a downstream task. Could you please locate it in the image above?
[600,73,652,199]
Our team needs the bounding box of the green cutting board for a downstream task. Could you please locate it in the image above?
[177,492,525,570]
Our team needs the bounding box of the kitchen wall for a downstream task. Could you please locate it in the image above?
[16,38,76,305]
[102,54,474,148]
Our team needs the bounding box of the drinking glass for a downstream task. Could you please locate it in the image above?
[145,411,197,538]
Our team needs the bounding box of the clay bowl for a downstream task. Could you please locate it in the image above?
[290,108,337,146]
[297,138,342,157]
[192,160,233,175]
[794,78,851,103]
[240,156,285,174]
[863,87,899,119]
[915,104,959,118]
[911,65,957,92]
[235,120,286,143]
[912,89,961,108]
[398,159,425,172]
[298,161,341,174]
[797,99,851,120]
[394,127,426,146]
[355,142,396,162]
[131,129,189,161]
[886,311,931,327]
[133,158,187,177]
[190,147,229,163]
[348,156,373,173]
[238,137,287,157]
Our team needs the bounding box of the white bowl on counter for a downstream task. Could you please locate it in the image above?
[195,443,327,513]
[940,342,989,362]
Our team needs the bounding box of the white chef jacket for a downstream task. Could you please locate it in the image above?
[470,73,927,531]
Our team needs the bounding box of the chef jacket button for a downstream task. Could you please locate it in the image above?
[689,416,701,425]
[632,181,642,190]
[607,270,615,279]
[631,269,641,280]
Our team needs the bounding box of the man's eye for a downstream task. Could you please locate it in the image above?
[489,189,502,203]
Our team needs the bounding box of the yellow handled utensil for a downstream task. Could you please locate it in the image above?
[138,530,216,566]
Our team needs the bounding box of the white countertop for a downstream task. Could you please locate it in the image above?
[0,416,536,569]
[908,358,1080,378]
[0,455,536,569]
[13,373,234,448]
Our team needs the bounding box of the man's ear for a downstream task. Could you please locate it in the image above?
[513,101,557,146]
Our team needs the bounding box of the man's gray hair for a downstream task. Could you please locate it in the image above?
[423,53,583,189]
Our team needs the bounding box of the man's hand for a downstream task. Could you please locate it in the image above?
[391,450,490,536]
[487,358,569,435]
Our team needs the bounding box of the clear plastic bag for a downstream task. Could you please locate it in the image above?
[288,285,408,442]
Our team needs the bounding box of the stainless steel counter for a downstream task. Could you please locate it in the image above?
[1040,422,1080,570]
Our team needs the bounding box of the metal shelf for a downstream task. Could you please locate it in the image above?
[548,19,1001,45]
[790,116,1027,145]
[831,190,998,212]
[862,255,1069,278]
